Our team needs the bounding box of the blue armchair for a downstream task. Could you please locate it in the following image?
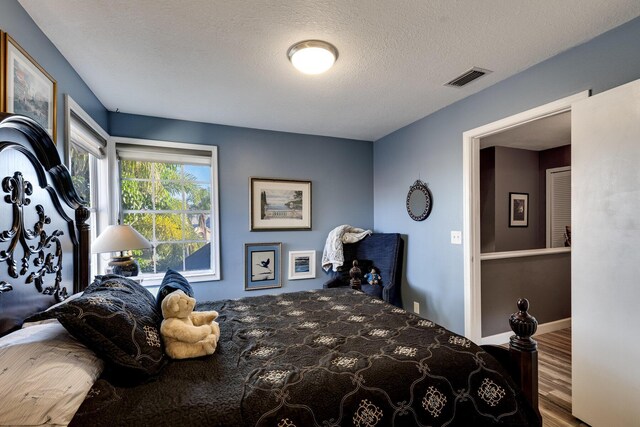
[323,233,404,307]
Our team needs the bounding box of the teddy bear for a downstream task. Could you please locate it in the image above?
[160,290,220,359]
[364,268,382,286]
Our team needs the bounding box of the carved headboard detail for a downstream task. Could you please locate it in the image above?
[0,113,90,335]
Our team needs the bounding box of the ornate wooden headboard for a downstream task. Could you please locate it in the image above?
[0,113,90,335]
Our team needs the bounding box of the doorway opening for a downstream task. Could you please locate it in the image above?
[462,91,588,343]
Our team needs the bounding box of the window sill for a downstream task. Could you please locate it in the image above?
[132,271,220,287]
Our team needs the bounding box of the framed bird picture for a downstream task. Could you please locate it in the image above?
[244,242,282,290]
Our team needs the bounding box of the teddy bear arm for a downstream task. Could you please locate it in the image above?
[161,320,212,343]
[190,310,218,326]
[181,324,213,343]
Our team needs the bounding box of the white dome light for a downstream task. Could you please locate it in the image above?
[287,40,338,75]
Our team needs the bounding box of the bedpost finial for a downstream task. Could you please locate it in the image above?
[349,260,362,290]
[509,298,538,351]
[75,205,90,226]
[517,298,529,312]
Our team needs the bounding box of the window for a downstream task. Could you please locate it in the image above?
[65,96,109,278]
[115,139,220,282]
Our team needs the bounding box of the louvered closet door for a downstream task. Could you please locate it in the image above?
[547,167,571,248]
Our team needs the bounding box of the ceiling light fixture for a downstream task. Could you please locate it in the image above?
[287,40,338,75]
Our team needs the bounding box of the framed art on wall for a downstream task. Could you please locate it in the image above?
[509,192,529,227]
[250,178,311,231]
[244,242,282,290]
[288,250,316,280]
[2,33,57,143]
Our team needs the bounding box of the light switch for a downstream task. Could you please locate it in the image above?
[451,231,462,245]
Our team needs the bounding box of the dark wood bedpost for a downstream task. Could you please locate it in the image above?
[75,205,91,293]
[508,298,541,423]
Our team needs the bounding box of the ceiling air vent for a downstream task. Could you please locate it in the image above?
[444,67,492,88]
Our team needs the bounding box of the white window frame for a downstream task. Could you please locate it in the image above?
[109,137,221,285]
[64,95,111,278]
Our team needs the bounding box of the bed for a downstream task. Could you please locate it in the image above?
[0,113,541,426]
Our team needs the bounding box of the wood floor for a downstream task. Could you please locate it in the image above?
[536,328,590,427]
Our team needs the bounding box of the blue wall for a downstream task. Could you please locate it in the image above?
[1,0,373,303]
[109,113,373,301]
[0,0,108,154]
[6,0,640,331]
[374,16,640,334]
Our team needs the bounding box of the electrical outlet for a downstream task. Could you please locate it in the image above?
[451,231,462,245]
[413,301,420,314]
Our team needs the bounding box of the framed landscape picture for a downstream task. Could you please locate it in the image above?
[3,33,57,143]
[244,242,282,290]
[250,178,311,230]
[288,250,316,280]
[509,192,529,227]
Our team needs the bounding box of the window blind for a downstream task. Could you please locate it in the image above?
[548,168,571,248]
[70,111,107,159]
[116,143,212,165]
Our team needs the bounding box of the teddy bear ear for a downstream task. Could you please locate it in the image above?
[162,292,179,311]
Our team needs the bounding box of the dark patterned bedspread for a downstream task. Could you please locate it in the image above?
[71,288,538,426]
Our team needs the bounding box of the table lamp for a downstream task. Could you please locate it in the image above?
[92,224,152,277]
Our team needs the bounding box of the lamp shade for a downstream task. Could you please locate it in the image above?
[92,224,152,254]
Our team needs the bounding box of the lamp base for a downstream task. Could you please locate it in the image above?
[109,256,140,277]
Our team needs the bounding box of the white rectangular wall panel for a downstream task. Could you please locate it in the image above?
[572,79,640,426]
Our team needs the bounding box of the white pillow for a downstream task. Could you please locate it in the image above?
[0,321,104,426]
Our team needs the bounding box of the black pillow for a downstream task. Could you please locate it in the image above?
[156,269,194,312]
[27,275,166,379]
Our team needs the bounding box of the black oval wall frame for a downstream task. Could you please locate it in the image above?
[406,179,433,221]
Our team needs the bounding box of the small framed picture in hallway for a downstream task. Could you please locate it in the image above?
[509,192,528,227]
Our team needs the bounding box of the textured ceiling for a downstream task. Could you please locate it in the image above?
[19,0,640,141]
[480,111,571,151]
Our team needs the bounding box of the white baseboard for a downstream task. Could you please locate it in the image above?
[479,317,571,346]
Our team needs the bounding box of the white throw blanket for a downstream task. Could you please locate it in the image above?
[322,225,372,272]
